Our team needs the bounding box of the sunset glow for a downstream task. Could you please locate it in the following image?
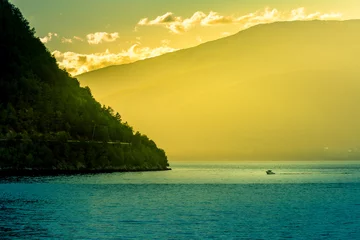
[10,0,356,76]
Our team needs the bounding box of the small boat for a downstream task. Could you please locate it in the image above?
[266,170,275,175]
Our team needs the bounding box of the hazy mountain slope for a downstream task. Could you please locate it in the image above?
[78,20,360,160]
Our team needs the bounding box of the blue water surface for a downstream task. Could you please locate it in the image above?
[1,161,359,239]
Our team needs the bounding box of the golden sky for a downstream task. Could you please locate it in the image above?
[10,0,359,76]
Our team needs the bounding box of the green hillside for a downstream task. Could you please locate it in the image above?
[0,0,169,171]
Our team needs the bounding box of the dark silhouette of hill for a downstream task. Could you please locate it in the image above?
[78,19,360,160]
[0,0,169,172]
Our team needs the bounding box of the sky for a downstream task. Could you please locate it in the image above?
[10,0,359,76]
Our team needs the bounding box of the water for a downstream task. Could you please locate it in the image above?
[1,161,359,239]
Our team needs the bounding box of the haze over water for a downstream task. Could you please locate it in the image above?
[1,161,359,239]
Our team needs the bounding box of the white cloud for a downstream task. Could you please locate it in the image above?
[137,8,342,34]
[53,43,178,76]
[86,32,120,44]
[221,32,231,36]
[73,36,84,42]
[138,12,181,25]
[61,37,73,44]
[161,39,171,46]
[40,32,58,43]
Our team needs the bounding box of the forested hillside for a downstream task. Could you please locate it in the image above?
[0,0,169,171]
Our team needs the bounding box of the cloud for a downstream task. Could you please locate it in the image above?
[53,43,177,76]
[138,12,181,25]
[221,32,231,36]
[161,39,171,46]
[73,36,84,42]
[86,32,120,44]
[61,37,73,44]
[137,8,342,34]
[138,11,205,34]
[40,33,85,44]
[39,32,58,43]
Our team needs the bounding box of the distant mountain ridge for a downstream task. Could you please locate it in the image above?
[78,20,360,160]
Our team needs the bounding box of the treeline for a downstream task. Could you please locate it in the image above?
[0,0,169,170]
[0,139,168,170]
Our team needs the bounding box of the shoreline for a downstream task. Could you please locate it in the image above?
[0,167,172,177]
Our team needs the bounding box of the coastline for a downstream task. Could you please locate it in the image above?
[0,167,172,176]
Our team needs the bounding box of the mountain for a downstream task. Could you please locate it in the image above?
[0,0,169,172]
[78,20,360,161]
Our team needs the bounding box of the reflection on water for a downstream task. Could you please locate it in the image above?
[2,161,359,184]
[0,161,359,239]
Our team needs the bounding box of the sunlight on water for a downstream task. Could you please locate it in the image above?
[5,161,358,184]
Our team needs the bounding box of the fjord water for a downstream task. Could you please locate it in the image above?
[1,162,359,239]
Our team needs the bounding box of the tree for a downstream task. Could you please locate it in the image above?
[0,0,169,171]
